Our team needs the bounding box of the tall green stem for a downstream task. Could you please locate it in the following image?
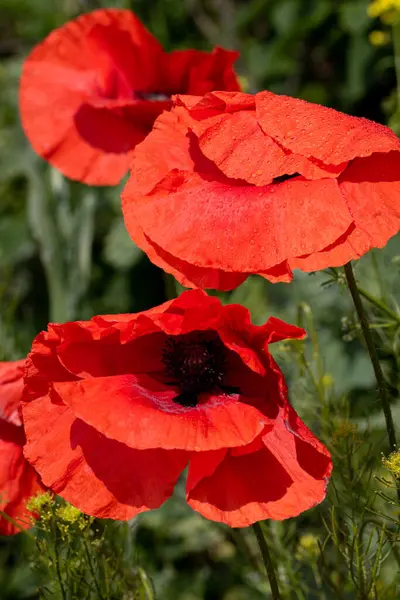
[27,169,71,323]
[252,522,281,599]
[344,263,398,456]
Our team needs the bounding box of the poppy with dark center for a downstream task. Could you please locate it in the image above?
[0,360,45,535]
[22,290,332,527]
[162,332,233,406]
[19,9,240,186]
[122,90,400,289]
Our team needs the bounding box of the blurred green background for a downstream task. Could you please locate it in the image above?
[1,0,400,598]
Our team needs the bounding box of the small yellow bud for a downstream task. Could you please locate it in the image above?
[296,533,320,560]
[321,373,334,388]
[369,30,391,46]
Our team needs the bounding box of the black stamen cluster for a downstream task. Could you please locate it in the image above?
[162,333,227,407]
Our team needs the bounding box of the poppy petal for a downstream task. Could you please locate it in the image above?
[0,362,45,536]
[22,395,187,520]
[0,361,25,426]
[131,170,353,272]
[194,111,348,185]
[164,48,240,95]
[175,91,256,116]
[0,428,43,535]
[256,91,400,165]
[187,407,331,527]
[291,151,400,271]
[53,374,269,451]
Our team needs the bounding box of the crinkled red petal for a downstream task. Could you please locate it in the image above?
[19,9,164,185]
[256,91,400,165]
[0,430,44,535]
[0,360,25,426]
[53,374,270,451]
[187,406,331,527]
[22,394,187,520]
[193,111,348,185]
[131,170,353,272]
[291,151,400,271]
[165,48,240,95]
[174,91,255,117]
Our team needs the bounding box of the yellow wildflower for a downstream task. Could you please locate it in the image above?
[26,491,54,514]
[368,0,400,19]
[56,503,81,524]
[369,30,391,45]
[382,450,400,477]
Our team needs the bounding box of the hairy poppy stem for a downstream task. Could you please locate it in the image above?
[252,522,281,599]
[344,263,399,491]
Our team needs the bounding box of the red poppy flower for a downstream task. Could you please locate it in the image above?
[122,91,400,289]
[19,9,240,186]
[0,360,44,535]
[22,290,331,527]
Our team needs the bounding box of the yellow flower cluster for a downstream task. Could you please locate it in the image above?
[26,491,54,531]
[56,503,92,540]
[368,0,400,25]
[382,450,400,478]
[26,490,54,514]
[26,492,92,538]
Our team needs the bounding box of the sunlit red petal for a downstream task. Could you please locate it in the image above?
[53,374,269,451]
[131,170,353,272]
[175,91,255,117]
[291,151,400,271]
[22,394,187,520]
[256,91,400,165]
[193,111,348,185]
[1,363,45,536]
[0,360,25,426]
[187,406,331,527]
[0,423,43,535]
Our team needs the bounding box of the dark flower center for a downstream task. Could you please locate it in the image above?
[162,333,228,407]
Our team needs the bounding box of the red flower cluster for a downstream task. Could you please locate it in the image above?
[0,361,44,535]
[22,291,331,527]
[122,91,400,290]
[19,9,240,186]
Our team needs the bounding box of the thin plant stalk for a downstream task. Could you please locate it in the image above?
[343,263,400,502]
[252,522,281,599]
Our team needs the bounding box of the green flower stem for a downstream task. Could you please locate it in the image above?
[344,263,399,458]
[252,522,281,599]
[27,169,71,323]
